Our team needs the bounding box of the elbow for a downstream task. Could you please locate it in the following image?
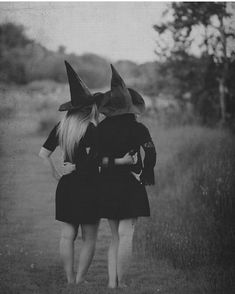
[38,149,45,159]
[38,147,51,159]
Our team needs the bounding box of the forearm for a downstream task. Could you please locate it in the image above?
[43,156,58,173]
[39,147,61,180]
[114,156,133,165]
[102,154,134,166]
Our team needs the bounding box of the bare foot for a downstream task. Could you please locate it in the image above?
[108,285,117,289]
[76,279,89,285]
[67,276,75,284]
[118,283,128,288]
[65,269,75,284]
[108,276,118,289]
[108,281,118,289]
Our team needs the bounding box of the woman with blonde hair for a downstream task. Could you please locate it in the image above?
[39,61,100,284]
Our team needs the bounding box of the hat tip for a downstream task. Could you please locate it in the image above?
[64,60,71,69]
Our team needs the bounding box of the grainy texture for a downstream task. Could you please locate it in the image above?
[0,109,234,293]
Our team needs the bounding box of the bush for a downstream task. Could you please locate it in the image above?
[135,122,235,269]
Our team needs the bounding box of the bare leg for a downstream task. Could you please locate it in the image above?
[117,218,136,287]
[107,219,119,288]
[76,222,99,284]
[59,222,78,284]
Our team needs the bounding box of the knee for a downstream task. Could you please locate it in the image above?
[118,228,134,241]
[61,226,77,241]
[118,220,136,241]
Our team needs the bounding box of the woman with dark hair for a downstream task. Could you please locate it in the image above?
[95,65,157,288]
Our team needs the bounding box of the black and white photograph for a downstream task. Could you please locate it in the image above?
[0,1,235,293]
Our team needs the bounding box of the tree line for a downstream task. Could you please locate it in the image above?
[0,2,235,126]
[0,23,111,88]
[0,23,158,92]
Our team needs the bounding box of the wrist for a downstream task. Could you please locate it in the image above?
[102,157,109,166]
[115,158,122,164]
[102,156,114,167]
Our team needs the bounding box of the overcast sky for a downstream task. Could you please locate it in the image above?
[0,2,167,64]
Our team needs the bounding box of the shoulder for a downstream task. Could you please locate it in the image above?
[96,117,112,133]
[135,121,149,131]
[132,121,152,143]
[133,121,151,135]
[97,117,109,127]
[47,122,60,137]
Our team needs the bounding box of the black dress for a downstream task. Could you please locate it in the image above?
[94,114,156,219]
[42,123,99,225]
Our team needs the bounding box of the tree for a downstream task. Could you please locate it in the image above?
[0,22,32,53]
[0,23,33,83]
[58,45,66,55]
[154,2,235,124]
[0,23,110,86]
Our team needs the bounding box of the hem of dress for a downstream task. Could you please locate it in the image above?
[99,214,150,220]
[56,218,100,225]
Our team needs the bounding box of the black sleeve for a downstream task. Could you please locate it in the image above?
[136,123,157,185]
[42,123,60,152]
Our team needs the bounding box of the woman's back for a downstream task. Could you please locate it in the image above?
[43,122,98,175]
[96,114,141,157]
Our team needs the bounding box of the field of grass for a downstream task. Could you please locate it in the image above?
[137,119,235,266]
[0,84,234,293]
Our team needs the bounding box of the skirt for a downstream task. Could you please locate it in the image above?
[55,171,99,225]
[98,171,150,219]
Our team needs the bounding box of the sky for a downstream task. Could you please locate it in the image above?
[0,2,167,64]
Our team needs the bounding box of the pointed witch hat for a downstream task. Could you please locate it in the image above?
[59,61,95,111]
[97,64,145,116]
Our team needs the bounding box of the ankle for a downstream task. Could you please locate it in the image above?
[66,274,75,284]
[76,275,85,284]
[118,282,128,288]
[108,283,117,289]
[108,279,117,289]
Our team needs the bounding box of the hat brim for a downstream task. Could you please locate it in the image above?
[97,88,146,116]
[58,99,94,112]
[128,88,146,114]
[93,92,104,109]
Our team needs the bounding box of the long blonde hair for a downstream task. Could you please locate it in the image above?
[58,104,98,162]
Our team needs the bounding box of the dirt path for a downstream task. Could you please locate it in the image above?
[0,118,198,294]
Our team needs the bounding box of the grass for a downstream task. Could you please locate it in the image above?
[0,84,235,293]
[0,118,196,294]
[135,119,235,291]
[137,119,235,256]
